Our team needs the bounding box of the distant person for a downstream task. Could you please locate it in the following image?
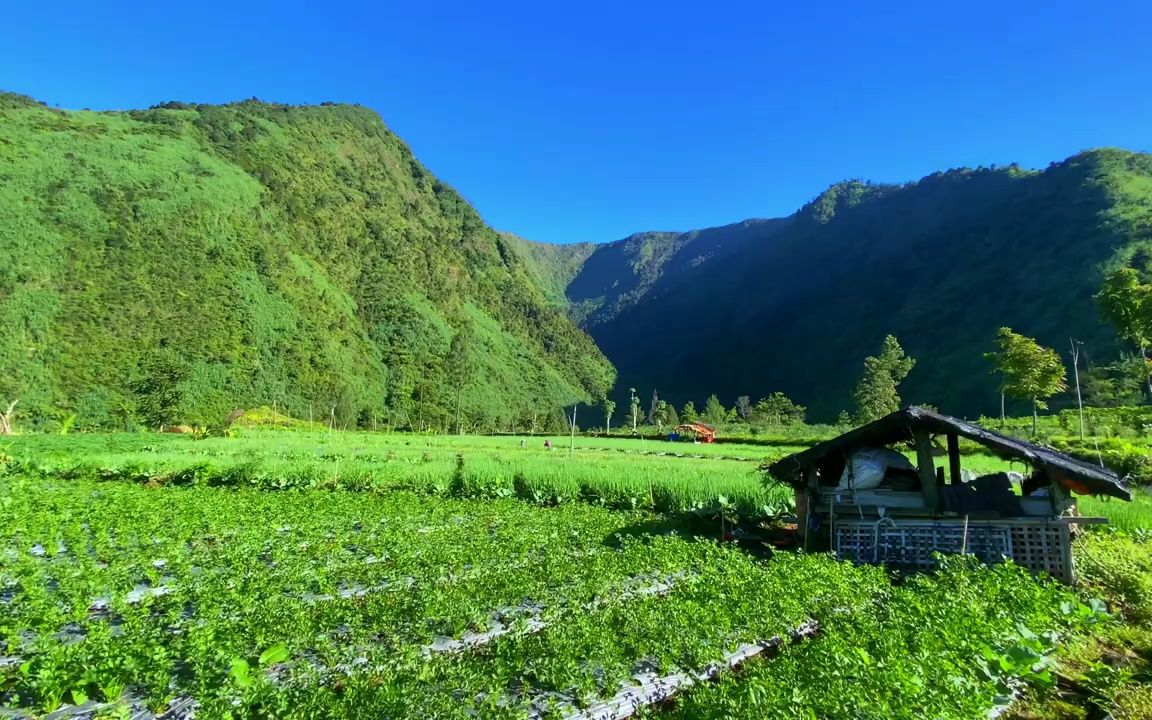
[544,439,552,450]
[520,439,525,448]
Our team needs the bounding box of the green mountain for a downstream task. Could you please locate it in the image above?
[513,219,791,326]
[529,150,1152,420]
[0,93,613,430]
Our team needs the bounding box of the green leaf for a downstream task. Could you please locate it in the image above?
[258,643,290,666]
[229,658,253,688]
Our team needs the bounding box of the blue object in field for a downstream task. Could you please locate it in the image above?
[668,432,680,442]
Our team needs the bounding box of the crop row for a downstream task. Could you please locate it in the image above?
[0,432,792,516]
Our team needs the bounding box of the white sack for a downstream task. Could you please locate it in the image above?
[837,447,916,490]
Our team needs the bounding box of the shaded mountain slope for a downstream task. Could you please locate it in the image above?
[516,218,791,327]
[528,150,1152,420]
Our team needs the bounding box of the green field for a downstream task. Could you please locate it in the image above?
[0,430,798,517]
[2,429,1152,718]
[0,471,1119,719]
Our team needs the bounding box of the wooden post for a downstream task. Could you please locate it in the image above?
[915,430,938,513]
[801,464,819,548]
[947,433,962,485]
[1061,524,1075,584]
[794,487,807,540]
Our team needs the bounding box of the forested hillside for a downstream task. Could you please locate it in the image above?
[0,92,613,430]
[516,219,790,326]
[528,150,1152,420]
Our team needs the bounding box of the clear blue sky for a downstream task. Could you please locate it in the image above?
[5,1,1150,243]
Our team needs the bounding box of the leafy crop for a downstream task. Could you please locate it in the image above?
[0,470,1108,718]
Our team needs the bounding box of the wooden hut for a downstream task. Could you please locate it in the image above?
[767,406,1132,582]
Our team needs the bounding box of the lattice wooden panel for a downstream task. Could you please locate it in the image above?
[1008,524,1072,582]
[835,520,1012,568]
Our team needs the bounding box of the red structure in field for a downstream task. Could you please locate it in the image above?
[674,422,716,443]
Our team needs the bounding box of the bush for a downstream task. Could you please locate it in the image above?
[1050,437,1152,485]
[1075,535,1152,623]
[1112,683,1152,720]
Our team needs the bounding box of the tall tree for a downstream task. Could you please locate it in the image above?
[751,392,806,425]
[646,389,660,425]
[853,335,916,423]
[600,395,616,433]
[130,350,190,429]
[1083,356,1148,407]
[653,400,675,429]
[734,395,752,422]
[985,327,1067,435]
[702,394,726,425]
[681,401,699,423]
[1097,267,1152,398]
[446,323,476,434]
[629,387,641,433]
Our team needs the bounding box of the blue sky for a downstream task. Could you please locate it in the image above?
[5,1,1150,243]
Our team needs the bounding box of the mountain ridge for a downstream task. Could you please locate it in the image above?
[517,148,1152,420]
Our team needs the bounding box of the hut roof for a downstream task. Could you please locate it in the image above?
[767,406,1132,501]
[675,422,715,435]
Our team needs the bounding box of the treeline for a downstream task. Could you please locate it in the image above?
[589,389,808,434]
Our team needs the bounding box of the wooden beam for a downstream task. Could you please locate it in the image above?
[915,430,938,513]
[947,433,962,485]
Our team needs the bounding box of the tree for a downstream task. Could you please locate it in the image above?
[681,401,699,423]
[646,389,660,425]
[601,395,616,433]
[333,382,358,430]
[131,351,190,429]
[751,392,806,425]
[734,396,752,422]
[0,399,17,435]
[653,400,675,429]
[985,327,1067,435]
[446,323,476,434]
[853,335,916,423]
[384,343,417,430]
[702,394,726,425]
[412,353,445,432]
[1097,267,1152,398]
[629,388,641,433]
[1083,356,1149,407]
